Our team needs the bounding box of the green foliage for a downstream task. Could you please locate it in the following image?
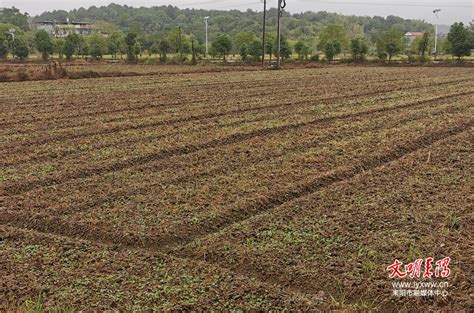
[0,7,30,31]
[95,21,118,35]
[238,39,261,62]
[89,34,106,59]
[167,27,190,57]
[265,33,275,61]
[211,33,232,61]
[416,32,431,62]
[125,32,138,61]
[3,4,444,62]
[0,23,17,59]
[240,44,248,61]
[33,4,432,47]
[190,37,198,64]
[53,38,65,59]
[64,33,80,60]
[108,31,125,59]
[158,38,171,61]
[324,39,342,61]
[247,39,262,62]
[294,40,311,60]
[34,30,54,61]
[317,24,350,52]
[351,38,369,61]
[133,41,142,59]
[77,36,89,57]
[234,32,257,51]
[447,22,472,59]
[150,42,159,55]
[0,39,8,59]
[12,36,29,59]
[377,28,404,61]
[275,35,292,60]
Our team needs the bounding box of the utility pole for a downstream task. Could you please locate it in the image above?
[178,26,183,60]
[204,16,210,59]
[433,9,441,60]
[276,0,287,68]
[261,0,267,68]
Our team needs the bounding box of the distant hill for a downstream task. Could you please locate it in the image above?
[33,3,434,44]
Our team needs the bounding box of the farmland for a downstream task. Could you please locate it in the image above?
[1,65,473,310]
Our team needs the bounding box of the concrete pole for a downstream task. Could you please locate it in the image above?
[433,9,441,59]
[277,0,282,68]
[262,0,266,68]
[204,17,209,59]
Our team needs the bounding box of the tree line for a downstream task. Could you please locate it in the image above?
[0,5,473,62]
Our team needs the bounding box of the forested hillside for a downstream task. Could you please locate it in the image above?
[33,4,433,44]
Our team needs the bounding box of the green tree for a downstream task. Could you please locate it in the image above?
[53,38,65,59]
[0,23,18,59]
[294,40,310,60]
[211,33,232,61]
[265,33,275,62]
[125,32,138,61]
[95,21,118,35]
[324,39,342,61]
[108,31,125,59]
[64,33,80,60]
[447,22,472,59]
[240,44,248,61]
[150,42,160,55]
[77,36,89,58]
[377,28,404,62]
[234,32,257,51]
[167,27,191,60]
[350,38,368,61]
[275,35,292,60]
[247,39,262,62]
[0,39,8,59]
[317,23,350,52]
[158,38,170,61]
[34,30,54,61]
[417,32,430,61]
[133,41,142,59]
[32,4,434,45]
[89,34,106,59]
[0,7,30,31]
[190,36,197,65]
[12,36,29,59]
[410,37,421,55]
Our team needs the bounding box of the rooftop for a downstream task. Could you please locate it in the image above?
[405,32,425,37]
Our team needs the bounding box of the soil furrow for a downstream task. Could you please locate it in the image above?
[2,91,472,197]
[25,102,465,217]
[1,120,471,251]
[3,78,471,154]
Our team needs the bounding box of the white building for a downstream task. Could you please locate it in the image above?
[36,21,96,38]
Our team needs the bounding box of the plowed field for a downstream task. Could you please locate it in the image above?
[1,66,473,310]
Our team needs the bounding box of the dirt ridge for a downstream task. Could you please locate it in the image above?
[2,119,472,250]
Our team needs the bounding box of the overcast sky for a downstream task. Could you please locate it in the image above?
[3,0,473,25]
